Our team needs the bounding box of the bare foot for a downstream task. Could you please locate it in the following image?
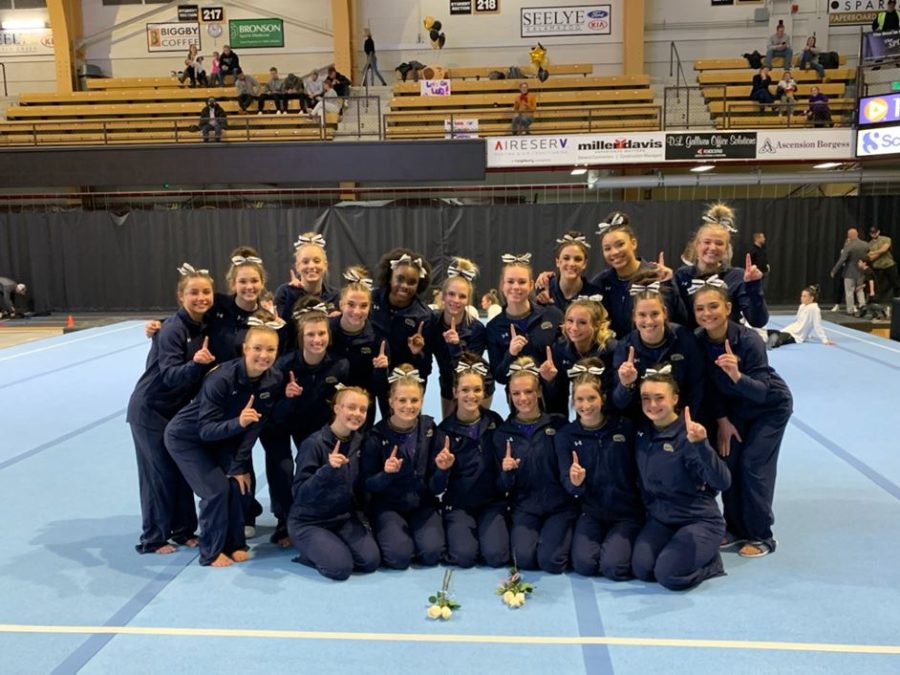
[210,553,234,567]
[231,550,250,563]
[183,537,199,548]
[156,544,178,554]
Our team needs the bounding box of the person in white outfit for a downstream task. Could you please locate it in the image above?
[765,285,834,349]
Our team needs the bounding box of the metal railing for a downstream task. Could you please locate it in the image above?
[662,85,711,129]
[0,62,7,97]
[722,100,852,129]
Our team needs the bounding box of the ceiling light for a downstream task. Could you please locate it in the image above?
[690,165,715,173]
[1,20,47,30]
[571,168,587,175]
[813,162,842,169]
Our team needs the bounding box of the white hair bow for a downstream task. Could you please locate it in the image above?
[701,213,738,233]
[507,362,540,378]
[177,262,209,276]
[447,263,476,281]
[387,367,424,384]
[231,255,263,266]
[687,274,727,295]
[454,361,488,376]
[576,294,604,303]
[334,382,347,391]
[247,316,285,330]
[292,303,331,319]
[556,233,591,248]
[294,233,327,249]
[342,269,373,289]
[643,364,673,378]
[596,213,626,236]
[390,254,428,278]
[629,281,661,296]
[501,253,532,265]
[566,364,605,379]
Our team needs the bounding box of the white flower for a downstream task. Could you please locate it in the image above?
[427,605,442,619]
[515,592,526,604]
[502,591,515,605]
[440,606,452,620]
[509,597,522,608]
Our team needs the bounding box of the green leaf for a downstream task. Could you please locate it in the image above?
[428,595,437,603]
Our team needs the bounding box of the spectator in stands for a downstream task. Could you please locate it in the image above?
[218,45,240,85]
[179,45,206,88]
[0,277,26,319]
[749,67,775,106]
[362,28,387,86]
[776,69,797,117]
[798,35,825,80]
[209,51,223,87]
[283,72,309,114]
[806,86,832,127]
[308,79,341,121]
[306,71,325,106]
[873,0,899,32]
[326,66,351,97]
[750,232,770,291]
[511,82,537,135]
[199,97,226,142]
[258,67,287,115]
[868,225,899,311]
[234,71,260,114]
[765,22,793,70]
[830,228,869,315]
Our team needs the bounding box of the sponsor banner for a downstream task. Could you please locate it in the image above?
[444,118,479,138]
[858,92,900,125]
[178,5,199,22]
[229,18,284,49]
[521,5,611,38]
[487,132,665,167]
[856,124,900,157]
[451,0,473,13]
[755,129,854,160]
[863,28,900,61]
[421,79,451,96]
[147,22,200,52]
[666,132,757,160]
[0,28,53,55]
[828,1,888,25]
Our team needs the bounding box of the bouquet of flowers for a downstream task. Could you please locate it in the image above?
[497,563,534,609]
[426,569,461,620]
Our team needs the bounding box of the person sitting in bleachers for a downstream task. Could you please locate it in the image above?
[798,36,825,80]
[326,66,351,97]
[198,97,227,142]
[806,86,832,127]
[749,67,775,107]
[765,21,793,70]
[776,69,797,117]
[511,82,537,135]
[210,51,223,87]
[235,71,261,114]
[283,73,309,114]
[258,67,287,115]
[307,80,341,121]
[218,45,240,85]
[306,71,325,107]
[178,45,207,88]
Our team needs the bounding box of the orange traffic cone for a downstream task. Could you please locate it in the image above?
[66,314,75,328]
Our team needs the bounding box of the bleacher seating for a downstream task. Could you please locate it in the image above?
[693,54,855,129]
[1,79,337,145]
[385,70,660,138]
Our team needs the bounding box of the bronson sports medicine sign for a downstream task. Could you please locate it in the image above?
[229,18,284,48]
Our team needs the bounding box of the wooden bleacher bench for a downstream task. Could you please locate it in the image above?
[390,88,653,111]
[445,63,592,79]
[698,67,855,86]
[713,114,848,129]
[392,74,648,96]
[19,88,242,105]
[703,82,845,102]
[693,54,848,70]
[85,75,268,90]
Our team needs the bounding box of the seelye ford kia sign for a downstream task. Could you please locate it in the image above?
[521,5,612,37]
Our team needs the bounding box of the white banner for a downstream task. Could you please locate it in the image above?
[755,128,854,160]
[0,29,54,56]
[444,118,479,139]
[147,22,201,53]
[488,132,665,167]
[521,5,612,37]
[420,79,451,96]
[856,124,900,157]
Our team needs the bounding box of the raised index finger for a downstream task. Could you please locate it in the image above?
[244,394,255,409]
[745,253,752,271]
[332,439,341,454]
[627,345,635,363]
[390,445,398,459]
[505,440,512,458]
[379,340,387,357]
[450,315,456,331]
[571,450,580,466]
[684,406,693,426]
[417,321,424,335]
[658,251,665,267]
[724,339,734,356]
[202,336,209,350]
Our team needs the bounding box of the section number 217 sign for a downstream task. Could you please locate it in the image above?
[201,7,224,22]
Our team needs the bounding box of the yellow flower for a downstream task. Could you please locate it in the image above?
[427,605,442,619]
[502,591,515,605]
[515,592,526,604]
[440,606,452,620]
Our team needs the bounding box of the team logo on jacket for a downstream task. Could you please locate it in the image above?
[613,434,626,442]
[540,321,553,330]
[488,421,496,429]
[361,347,372,354]
[545,428,556,436]
[325,376,338,384]
[405,318,416,327]
[663,443,674,453]
[426,428,434,437]
[671,353,684,361]
[260,392,271,399]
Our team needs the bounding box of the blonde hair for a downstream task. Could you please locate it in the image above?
[566,298,614,349]
[226,245,267,288]
[570,356,605,401]
[388,362,425,396]
[340,265,373,301]
[294,231,328,262]
[334,385,371,406]
[443,256,479,295]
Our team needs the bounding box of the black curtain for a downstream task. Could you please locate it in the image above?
[0,197,889,313]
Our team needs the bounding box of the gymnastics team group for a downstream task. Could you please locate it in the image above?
[127,203,792,591]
